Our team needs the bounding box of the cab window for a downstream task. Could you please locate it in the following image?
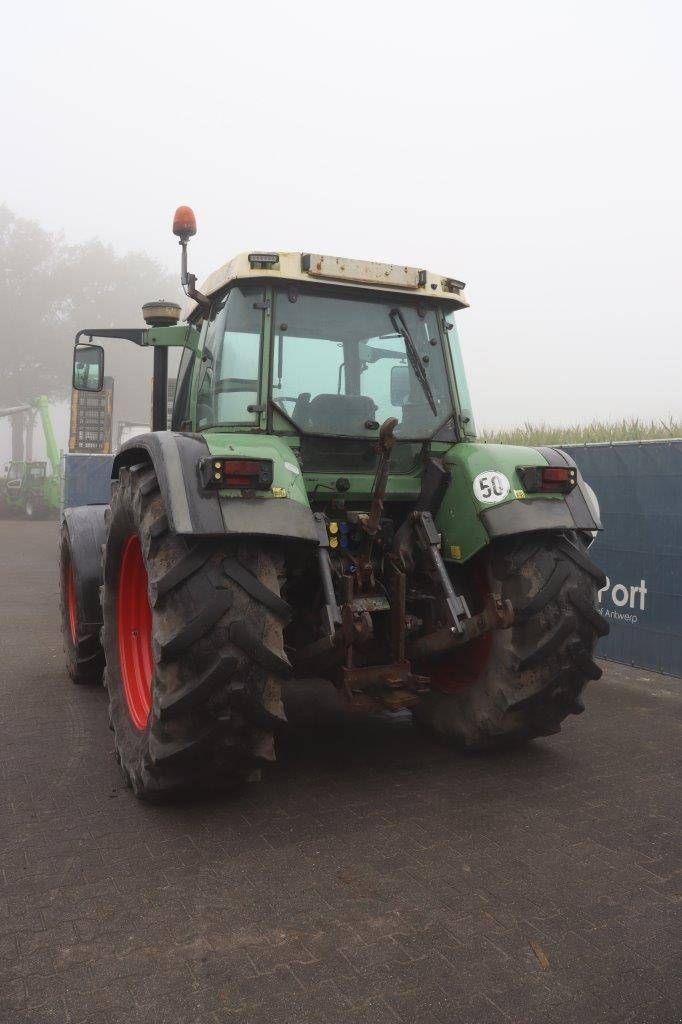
[171,345,196,431]
[197,286,264,428]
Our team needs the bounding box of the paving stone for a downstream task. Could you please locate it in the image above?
[1,520,681,1023]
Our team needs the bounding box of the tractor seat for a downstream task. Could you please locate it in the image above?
[304,394,378,434]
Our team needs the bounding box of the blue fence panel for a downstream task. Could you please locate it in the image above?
[61,453,114,510]
[562,440,682,677]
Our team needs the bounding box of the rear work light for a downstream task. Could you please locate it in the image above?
[248,253,280,270]
[517,465,577,494]
[199,457,274,491]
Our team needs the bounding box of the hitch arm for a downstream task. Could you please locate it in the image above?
[363,416,399,539]
[409,593,514,660]
[411,511,471,634]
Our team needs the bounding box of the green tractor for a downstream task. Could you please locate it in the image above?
[60,206,608,800]
[0,396,60,518]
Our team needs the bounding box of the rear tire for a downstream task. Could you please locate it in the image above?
[102,464,290,801]
[59,522,105,686]
[413,531,609,749]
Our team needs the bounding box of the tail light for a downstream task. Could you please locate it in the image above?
[517,465,577,494]
[199,457,274,491]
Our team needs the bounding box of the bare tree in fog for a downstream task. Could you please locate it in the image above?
[0,206,178,421]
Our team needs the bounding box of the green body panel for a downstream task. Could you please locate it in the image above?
[302,467,421,503]
[204,430,560,564]
[437,442,553,562]
[144,324,200,351]
[203,431,310,506]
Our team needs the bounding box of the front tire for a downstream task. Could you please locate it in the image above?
[102,464,290,801]
[414,531,609,749]
[59,522,105,686]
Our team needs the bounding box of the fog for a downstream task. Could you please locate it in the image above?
[1,0,680,462]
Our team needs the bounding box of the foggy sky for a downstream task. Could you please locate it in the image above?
[1,0,680,462]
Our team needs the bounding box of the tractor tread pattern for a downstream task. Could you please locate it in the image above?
[59,523,104,687]
[569,590,610,637]
[153,651,238,717]
[221,557,292,621]
[414,530,609,750]
[153,592,232,662]
[150,543,212,604]
[102,465,288,800]
[229,621,292,677]
[516,616,575,670]
[557,536,607,586]
[147,728,215,766]
[148,513,169,539]
[514,561,571,622]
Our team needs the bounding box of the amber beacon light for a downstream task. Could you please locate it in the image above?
[172,205,197,241]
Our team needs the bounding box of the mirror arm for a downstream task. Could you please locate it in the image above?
[74,328,146,347]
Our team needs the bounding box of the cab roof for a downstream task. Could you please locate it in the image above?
[190,251,469,316]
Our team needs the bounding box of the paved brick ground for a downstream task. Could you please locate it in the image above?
[1,520,680,1024]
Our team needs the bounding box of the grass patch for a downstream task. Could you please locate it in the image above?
[478,417,681,445]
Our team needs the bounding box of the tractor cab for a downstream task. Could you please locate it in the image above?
[178,251,476,453]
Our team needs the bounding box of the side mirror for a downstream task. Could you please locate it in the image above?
[73,343,104,392]
[390,364,410,406]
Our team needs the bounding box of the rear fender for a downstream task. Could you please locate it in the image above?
[437,442,601,563]
[113,431,318,542]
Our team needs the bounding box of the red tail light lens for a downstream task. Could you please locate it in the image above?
[517,465,577,494]
[222,459,265,487]
[199,457,274,491]
[541,467,574,486]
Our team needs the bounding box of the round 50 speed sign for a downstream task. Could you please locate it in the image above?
[473,470,511,504]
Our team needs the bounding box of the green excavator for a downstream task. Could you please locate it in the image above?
[0,396,60,518]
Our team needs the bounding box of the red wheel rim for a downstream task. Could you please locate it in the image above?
[117,534,153,729]
[66,563,78,645]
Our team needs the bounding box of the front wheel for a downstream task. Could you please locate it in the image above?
[59,522,105,686]
[413,531,609,749]
[102,463,290,801]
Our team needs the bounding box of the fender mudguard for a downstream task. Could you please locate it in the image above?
[62,505,107,629]
[481,446,601,538]
[439,441,603,561]
[113,432,318,542]
[536,445,602,530]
